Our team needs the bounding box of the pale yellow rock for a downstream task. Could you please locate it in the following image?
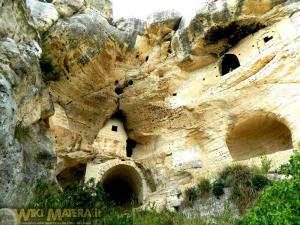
[44,0,300,210]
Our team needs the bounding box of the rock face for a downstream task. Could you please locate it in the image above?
[87,0,113,21]
[53,0,85,17]
[1,0,300,210]
[26,0,59,33]
[0,0,56,207]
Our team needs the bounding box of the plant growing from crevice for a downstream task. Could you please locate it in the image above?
[212,181,225,199]
[184,178,212,205]
[197,178,212,197]
[184,186,198,206]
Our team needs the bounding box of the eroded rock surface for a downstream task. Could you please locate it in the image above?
[1,0,300,209]
[26,0,59,33]
[0,0,56,207]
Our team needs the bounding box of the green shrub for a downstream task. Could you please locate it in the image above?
[220,178,232,188]
[213,164,270,212]
[230,184,257,214]
[238,151,300,225]
[197,178,212,197]
[212,181,225,199]
[219,164,253,185]
[251,174,269,190]
[237,178,300,225]
[28,178,111,223]
[279,150,300,177]
[230,186,242,199]
[29,178,108,210]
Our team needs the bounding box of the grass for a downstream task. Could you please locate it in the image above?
[184,186,198,205]
[260,156,272,174]
[211,163,270,213]
[184,178,212,205]
[197,178,212,197]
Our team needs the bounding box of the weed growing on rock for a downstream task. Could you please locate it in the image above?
[197,178,212,197]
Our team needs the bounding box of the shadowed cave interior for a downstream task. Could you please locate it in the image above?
[226,115,293,161]
[102,164,142,207]
[221,54,241,76]
[57,164,87,188]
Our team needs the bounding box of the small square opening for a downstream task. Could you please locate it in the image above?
[112,125,118,132]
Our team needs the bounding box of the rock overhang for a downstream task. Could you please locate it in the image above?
[1,0,300,208]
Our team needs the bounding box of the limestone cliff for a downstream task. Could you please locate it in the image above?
[0,0,55,207]
[1,0,300,209]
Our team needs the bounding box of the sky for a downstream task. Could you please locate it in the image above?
[111,0,205,23]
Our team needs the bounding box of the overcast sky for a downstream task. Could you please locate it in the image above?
[111,0,205,23]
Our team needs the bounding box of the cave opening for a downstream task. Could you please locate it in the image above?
[115,87,123,95]
[204,22,265,46]
[264,36,273,43]
[112,110,125,120]
[102,165,142,207]
[226,115,293,161]
[39,56,61,81]
[126,138,137,157]
[57,164,86,188]
[220,54,240,76]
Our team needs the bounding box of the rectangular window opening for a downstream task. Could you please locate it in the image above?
[112,125,118,132]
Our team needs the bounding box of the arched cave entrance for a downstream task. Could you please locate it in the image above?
[226,115,293,161]
[102,164,143,207]
[57,164,86,188]
[220,54,240,76]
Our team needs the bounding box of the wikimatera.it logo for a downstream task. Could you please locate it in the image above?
[0,208,102,225]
